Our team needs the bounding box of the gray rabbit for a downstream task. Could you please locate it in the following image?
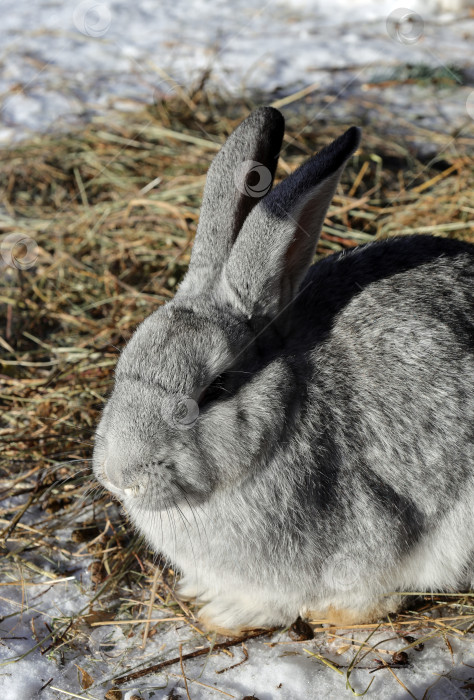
[93,107,474,633]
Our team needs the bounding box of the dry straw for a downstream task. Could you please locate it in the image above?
[0,89,473,696]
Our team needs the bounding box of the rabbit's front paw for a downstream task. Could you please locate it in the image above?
[175,575,213,603]
[198,595,285,634]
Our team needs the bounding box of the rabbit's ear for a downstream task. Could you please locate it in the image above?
[176,107,285,298]
[220,126,361,319]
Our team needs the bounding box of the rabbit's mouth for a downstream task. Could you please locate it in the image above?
[97,473,148,504]
[122,484,142,497]
[93,456,139,501]
[96,469,191,511]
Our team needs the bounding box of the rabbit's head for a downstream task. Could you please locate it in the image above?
[93,107,360,512]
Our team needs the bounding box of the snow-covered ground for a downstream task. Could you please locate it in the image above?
[1,1,474,698]
[1,500,473,700]
[1,0,474,142]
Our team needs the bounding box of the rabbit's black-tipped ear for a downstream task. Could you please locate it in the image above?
[176,107,285,298]
[220,126,361,319]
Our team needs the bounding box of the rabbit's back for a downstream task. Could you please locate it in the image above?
[289,235,473,517]
[295,235,473,348]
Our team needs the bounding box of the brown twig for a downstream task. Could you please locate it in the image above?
[113,628,277,685]
[216,643,249,674]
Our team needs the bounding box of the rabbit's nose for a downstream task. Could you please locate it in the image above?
[104,457,118,486]
[104,454,141,493]
[103,449,130,489]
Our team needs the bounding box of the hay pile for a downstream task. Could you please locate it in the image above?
[0,91,473,696]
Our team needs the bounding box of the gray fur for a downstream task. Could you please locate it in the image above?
[177,106,284,298]
[93,108,474,632]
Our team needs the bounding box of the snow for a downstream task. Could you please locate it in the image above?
[1,573,473,700]
[1,0,474,697]
[1,0,474,142]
